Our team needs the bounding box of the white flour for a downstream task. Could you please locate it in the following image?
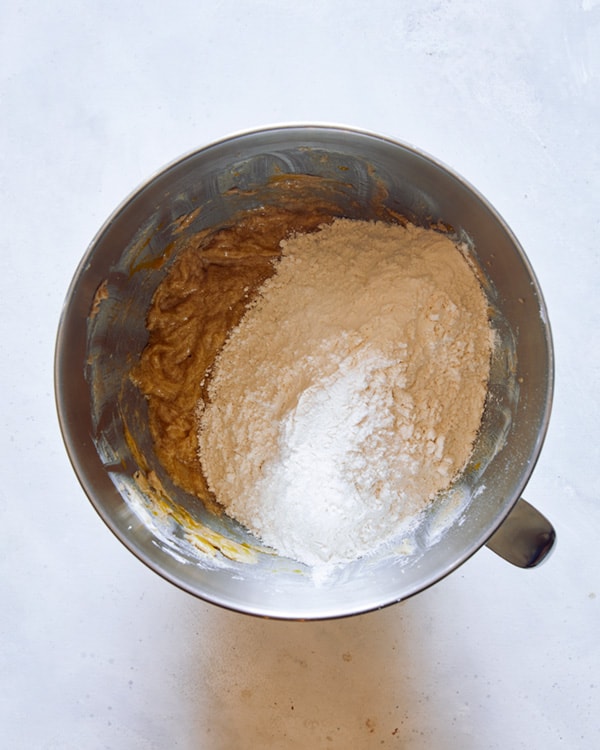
[197,219,492,567]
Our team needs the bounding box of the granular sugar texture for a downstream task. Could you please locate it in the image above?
[197,219,492,566]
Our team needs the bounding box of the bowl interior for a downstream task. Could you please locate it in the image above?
[55,126,553,619]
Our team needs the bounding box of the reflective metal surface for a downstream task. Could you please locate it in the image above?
[486,497,556,567]
[55,125,555,619]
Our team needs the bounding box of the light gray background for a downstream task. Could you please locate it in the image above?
[2,1,598,748]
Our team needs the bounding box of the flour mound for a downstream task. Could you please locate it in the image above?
[197,219,492,566]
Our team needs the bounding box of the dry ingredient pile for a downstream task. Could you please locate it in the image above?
[197,218,493,567]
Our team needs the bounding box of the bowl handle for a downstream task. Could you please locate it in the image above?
[485,497,556,568]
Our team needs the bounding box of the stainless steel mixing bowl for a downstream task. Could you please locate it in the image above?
[55,125,554,619]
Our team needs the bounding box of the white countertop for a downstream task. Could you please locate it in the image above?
[2,1,599,747]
